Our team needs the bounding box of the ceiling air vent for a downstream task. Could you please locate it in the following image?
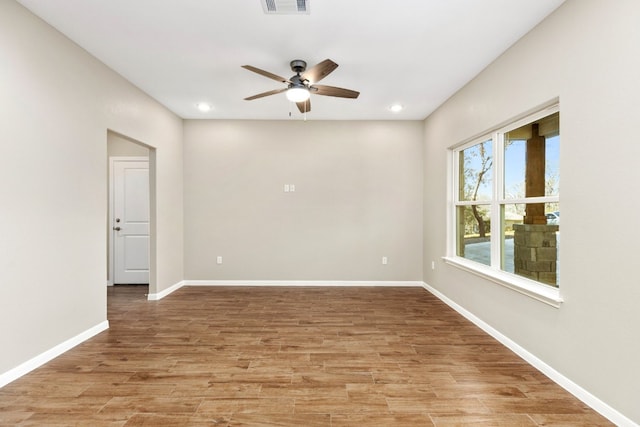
[261,0,309,15]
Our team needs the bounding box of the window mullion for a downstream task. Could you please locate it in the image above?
[455,200,492,207]
[497,196,559,205]
[491,133,503,269]
[447,149,456,257]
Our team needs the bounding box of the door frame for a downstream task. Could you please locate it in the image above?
[108,156,150,286]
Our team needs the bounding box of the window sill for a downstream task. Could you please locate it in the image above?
[442,256,563,308]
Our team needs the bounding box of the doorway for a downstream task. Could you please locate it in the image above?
[107,131,151,287]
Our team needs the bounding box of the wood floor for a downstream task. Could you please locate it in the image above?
[0,285,611,426]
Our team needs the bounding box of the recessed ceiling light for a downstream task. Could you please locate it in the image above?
[389,104,404,113]
[196,102,212,112]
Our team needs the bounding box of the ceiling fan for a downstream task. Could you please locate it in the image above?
[242,59,359,113]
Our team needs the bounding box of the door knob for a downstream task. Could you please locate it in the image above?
[113,226,121,231]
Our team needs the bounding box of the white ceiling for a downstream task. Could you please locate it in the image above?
[17,0,565,121]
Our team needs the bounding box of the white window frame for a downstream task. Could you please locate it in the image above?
[444,104,562,307]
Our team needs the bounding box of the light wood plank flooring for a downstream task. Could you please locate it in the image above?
[0,286,612,426]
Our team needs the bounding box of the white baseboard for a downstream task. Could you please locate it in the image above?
[184,280,424,288]
[421,282,637,427]
[0,320,109,388]
[147,280,423,301]
[147,280,185,301]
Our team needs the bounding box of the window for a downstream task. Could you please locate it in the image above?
[448,105,560,302]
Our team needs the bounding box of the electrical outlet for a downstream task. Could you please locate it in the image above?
[217,256,223,265]
[382,256,388,265]
[290,184,295,192]
[284,184,290,193]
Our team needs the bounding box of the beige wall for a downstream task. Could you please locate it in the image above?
[107,131,150,157]
[0,2,183,375]
[423,0,640,422]
[184,120,423,281]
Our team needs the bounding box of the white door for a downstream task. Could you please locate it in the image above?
[112,159,149,284]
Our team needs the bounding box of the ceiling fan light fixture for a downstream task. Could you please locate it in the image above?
[286,86,310,103]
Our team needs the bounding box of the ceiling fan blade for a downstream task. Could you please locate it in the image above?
[296,99,311,113]
[244,88,287,101]
[312,85,360,99]
[301,59,338,84]
[241,65,290,84]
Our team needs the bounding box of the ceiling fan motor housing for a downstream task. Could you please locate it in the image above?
[290,59,307,74]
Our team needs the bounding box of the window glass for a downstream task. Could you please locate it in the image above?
[456,205,491,266]
[545,134,560,197]
[504,112,559,200]
[459,139,493,202]
[500,203,559,287]
[504,139,525,199]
